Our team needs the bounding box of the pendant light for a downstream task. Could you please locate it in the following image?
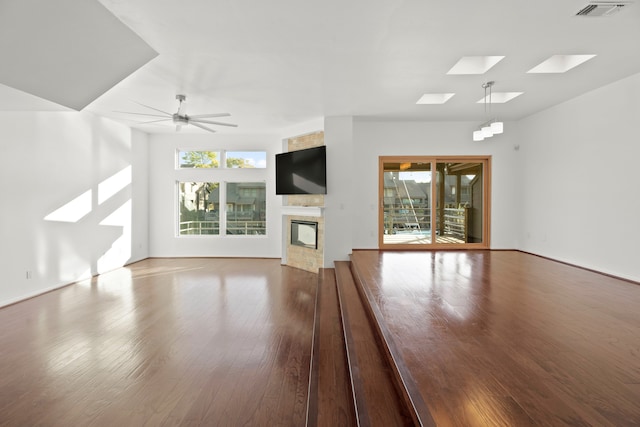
[473,81,504,141]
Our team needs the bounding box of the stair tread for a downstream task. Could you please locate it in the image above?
[335,261,413,427]
[349,256,436,427]
[309,268,356,427]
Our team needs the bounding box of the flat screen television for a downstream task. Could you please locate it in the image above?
[275,145,327,195]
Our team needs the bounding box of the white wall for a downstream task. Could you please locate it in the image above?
[148,133,283,258]
[323,117,355,266]
[0,111,149,307]
[4,74,636,306]
[518,72,640,282]
[327,119,521,255]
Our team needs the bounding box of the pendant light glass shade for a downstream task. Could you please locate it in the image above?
[472,82,505,141]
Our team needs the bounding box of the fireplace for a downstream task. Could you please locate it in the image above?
[291,220,318,249]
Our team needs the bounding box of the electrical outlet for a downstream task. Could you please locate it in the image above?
[26,271,32,279]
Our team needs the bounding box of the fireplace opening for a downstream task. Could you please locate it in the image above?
[291,220,318,249]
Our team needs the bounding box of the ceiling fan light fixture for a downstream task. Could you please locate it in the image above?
[172,113,188,124]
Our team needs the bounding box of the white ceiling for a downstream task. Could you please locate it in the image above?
[0,0,157,111]
[2,0,640,135]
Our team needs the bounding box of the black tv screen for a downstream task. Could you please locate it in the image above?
[275,145,327,195]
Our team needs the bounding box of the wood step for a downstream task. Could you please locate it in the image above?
[349,256,436,427]
[334,261,414,427]
[307,268,356,427]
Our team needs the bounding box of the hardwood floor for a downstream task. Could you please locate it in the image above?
[334,261,414,426]
[308,268,356,427]
[350,250,640,426]
[0,258,317,427]
[3,252,639,426]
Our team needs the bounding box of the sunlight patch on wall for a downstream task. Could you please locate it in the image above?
[100,199,131,227]
[44,165,132,223]
[97,233,130,273]
[99,165,131,205]
[98,200,132,272]
[44,189,92,223]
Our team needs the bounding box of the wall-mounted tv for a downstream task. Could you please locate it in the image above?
[275,145,327,195]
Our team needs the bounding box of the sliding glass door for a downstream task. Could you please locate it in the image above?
[379,156,490,249]
[382,160,433,244]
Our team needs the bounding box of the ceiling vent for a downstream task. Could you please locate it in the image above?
[575,2,633,16]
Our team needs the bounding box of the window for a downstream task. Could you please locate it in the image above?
[225,151,267,168]
[178,150,267,169]
[176,149,268,237]
[226,182,266,235]
[178,151,220,168]
[178,182,220,235]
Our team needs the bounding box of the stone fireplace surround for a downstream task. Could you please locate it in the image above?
[281,131,324,273]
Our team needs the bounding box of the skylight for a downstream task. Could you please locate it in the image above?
[476,92,523,104]
[527,55,596,73]
[447,56,505,75]
[416,93,455,104]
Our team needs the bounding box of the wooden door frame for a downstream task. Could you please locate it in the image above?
[378,155,491,250]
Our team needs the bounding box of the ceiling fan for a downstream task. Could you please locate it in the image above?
[119,94,237,133]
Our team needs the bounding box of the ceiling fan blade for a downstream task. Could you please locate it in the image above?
[188,113,231,119]
[133,101,173,116]
[190,118,238,127]
[137,118,172,124]
[189,121,217,133]
[114,111,170,118]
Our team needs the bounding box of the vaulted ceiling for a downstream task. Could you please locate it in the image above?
[2,0,640,135]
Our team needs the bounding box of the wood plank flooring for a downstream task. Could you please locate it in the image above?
[350,250,640,427]
[334,261,414,426]
[0,258,317,427]
[3,252,639,426]
[308,268,355,427]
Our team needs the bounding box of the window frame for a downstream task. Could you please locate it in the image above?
[176,149,267,170]
[175,148,269,238]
